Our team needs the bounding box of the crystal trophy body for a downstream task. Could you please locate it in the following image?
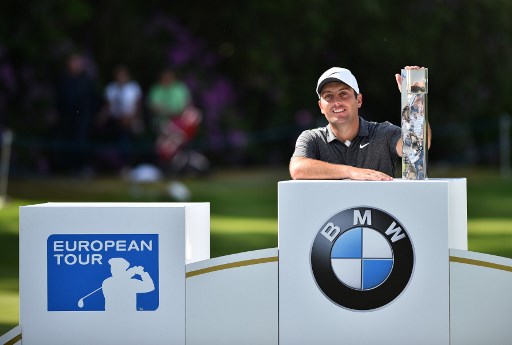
[401,68,428,179]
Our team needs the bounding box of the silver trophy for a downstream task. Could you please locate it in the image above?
[401,68,428,180]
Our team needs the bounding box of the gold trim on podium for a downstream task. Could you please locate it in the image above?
[3,333,21,345]
[186,256,278,278]
[450,256,512,273]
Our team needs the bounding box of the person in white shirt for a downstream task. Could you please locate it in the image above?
[97,65,143,169]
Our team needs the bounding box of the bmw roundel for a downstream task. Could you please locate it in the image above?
[310,207,414,311]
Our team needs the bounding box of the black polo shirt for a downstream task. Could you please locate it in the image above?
[292,117,401,177]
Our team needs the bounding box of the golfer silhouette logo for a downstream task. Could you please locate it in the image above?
[77,257,155,311]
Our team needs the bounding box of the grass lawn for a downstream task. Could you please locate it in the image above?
[1,167,511,334]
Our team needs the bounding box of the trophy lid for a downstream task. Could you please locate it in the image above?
[402,68,428,94]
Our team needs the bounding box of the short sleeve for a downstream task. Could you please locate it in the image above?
[383,121,401,159]
[291,130,318,160]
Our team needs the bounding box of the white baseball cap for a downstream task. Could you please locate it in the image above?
[316,67,359,97]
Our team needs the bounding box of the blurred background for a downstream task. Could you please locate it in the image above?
[1,0,512,173]
[1,0,512,334]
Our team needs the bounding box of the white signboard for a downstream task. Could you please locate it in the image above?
[278,179,467,345]
[20,203,209,345]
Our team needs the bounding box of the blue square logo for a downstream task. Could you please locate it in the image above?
[47,234,159,311]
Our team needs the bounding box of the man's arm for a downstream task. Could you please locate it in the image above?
[131,266,155,293]
[289,157,393,181]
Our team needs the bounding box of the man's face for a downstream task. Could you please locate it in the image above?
[318,82,362,126]
[115,69,129,84]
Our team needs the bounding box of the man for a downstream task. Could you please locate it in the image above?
[289,66,430,180]
[102,65,143,135]
[96,65,143,169]
[148,69,191,129]
[54,52,99,173]
[102,257,155,311]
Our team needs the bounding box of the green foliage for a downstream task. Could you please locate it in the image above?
[2,1,512,167]
[0,201,22,335]
[469,219,512,258]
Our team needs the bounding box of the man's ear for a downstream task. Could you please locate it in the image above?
[318,99,324,114]
[357,93,363,108]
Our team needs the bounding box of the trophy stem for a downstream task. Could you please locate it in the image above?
[401,68,428,180]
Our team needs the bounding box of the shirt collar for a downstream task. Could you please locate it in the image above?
[326,117,370,143]
[326,124,337,143]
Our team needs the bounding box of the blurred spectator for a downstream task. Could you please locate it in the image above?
[96,65,143,170]
[147,69,208,174]
[148,69,191,128]
[53,52,100,174]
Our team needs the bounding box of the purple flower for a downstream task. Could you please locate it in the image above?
[0,64,17,91]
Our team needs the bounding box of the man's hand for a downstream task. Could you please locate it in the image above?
[348,167,394,181]
[127,266,145,277]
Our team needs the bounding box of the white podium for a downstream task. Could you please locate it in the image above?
[19,203,209,345]
[278,179,467,345]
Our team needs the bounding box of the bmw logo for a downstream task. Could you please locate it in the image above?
[310,207,414,311]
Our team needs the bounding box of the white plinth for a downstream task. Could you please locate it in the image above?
[186,248,278,345]
[450,249,512,344]
[19,202,209,345]
[278,179,467,345]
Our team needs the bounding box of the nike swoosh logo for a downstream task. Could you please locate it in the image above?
[359,143,369,148]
